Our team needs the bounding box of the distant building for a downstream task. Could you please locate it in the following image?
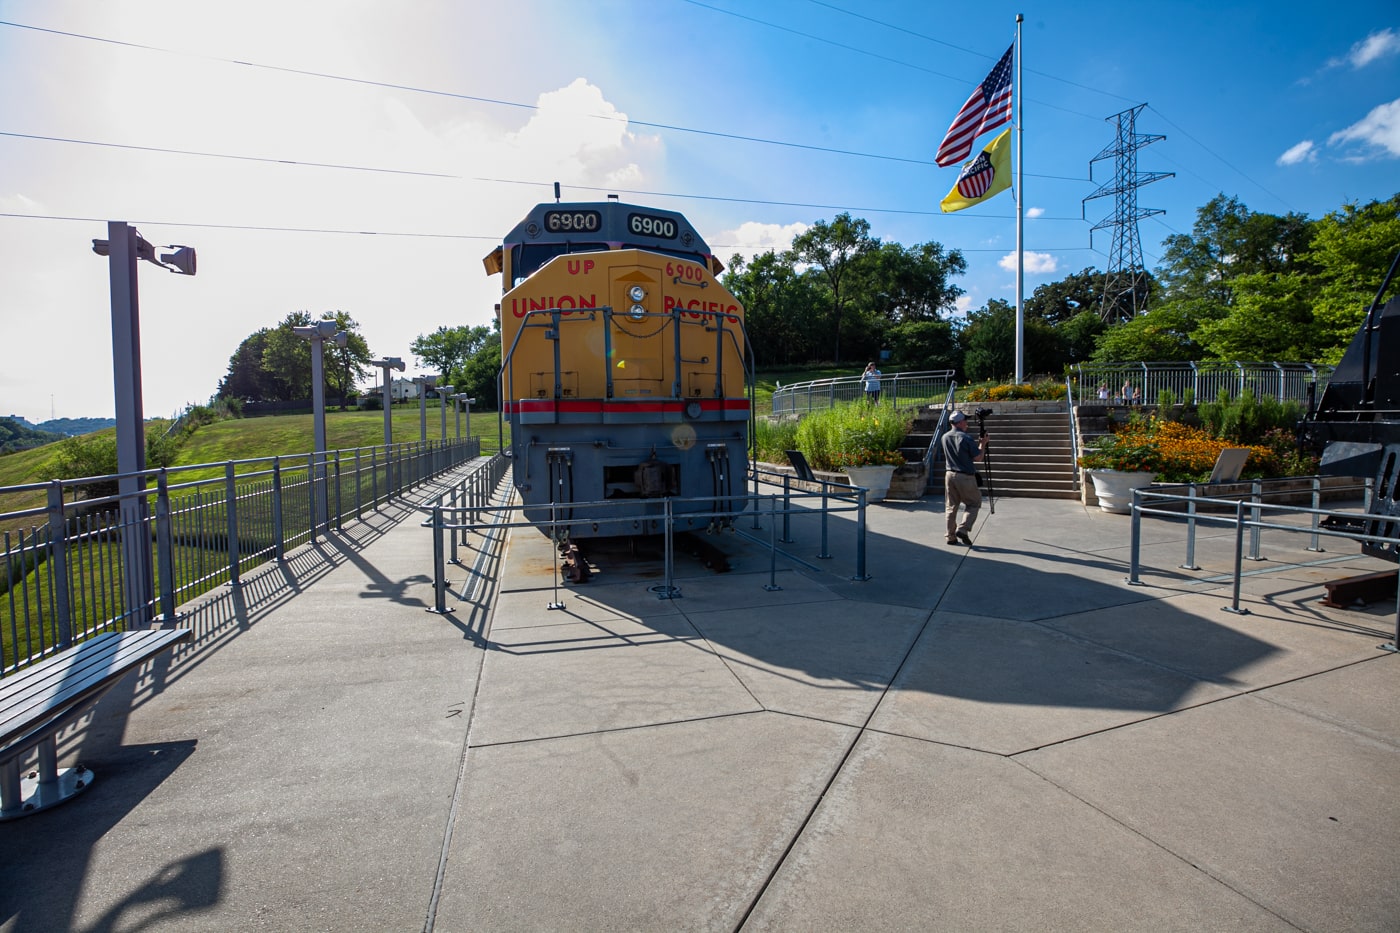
[368,377,423,401]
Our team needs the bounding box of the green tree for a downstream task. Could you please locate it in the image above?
[53,430,183,501]
[1093,299,1210,362]
[444,324,502,409]
[259,311,372,406]
[411,325,489,378]
[1025,267,1106,324]
[790,213,879,364]
[216,328,279,401]
[886,319,959,370]
[1191,272,1320,360]
[1304,194,1400,364]
[723,250,829,366]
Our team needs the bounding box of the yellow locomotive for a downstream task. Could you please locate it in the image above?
[484,199,749,540]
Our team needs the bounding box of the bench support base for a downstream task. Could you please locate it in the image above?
[1,753,94,821]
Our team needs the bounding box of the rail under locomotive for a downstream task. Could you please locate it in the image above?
[484,200,750,541]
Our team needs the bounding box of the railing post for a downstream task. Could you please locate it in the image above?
[1308,476,1324,552]
[354,449,362,521]
[764,495,782,591]
[225,461,241,588]
[1128,488,1143,584]
[852,487,871,581]
[431,503,448,614]
[308,452,318,544]
[155,469,176,624]
[1247,479,1264,561]
[1224,499,1249,615]
[818,483,831,560]
[45,481,73,648]
[370,446,379,511]
[781,473,793,544]
[333,450,343,531]
[272,456,285,561]
[449,482,460,565]
[1180,482,1200,570]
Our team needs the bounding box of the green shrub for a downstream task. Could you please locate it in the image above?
[794,402,911,471]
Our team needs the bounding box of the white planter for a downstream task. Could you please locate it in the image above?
[1088,469,1156,514]
[844,464,897,501]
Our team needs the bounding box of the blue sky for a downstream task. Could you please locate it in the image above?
[1,0,1396,423]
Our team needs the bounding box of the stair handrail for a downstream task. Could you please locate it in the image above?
[925,381,958,474]
[1066,372,1082,490]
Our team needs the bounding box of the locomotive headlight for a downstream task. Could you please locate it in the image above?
[628,285,646,302]
[629,303,647,320]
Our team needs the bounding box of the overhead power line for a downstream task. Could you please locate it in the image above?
[0,131,1093,217]
[0,211,1089,254]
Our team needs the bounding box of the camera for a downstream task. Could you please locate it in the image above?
[974,407,993,438]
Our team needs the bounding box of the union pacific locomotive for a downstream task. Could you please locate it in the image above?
[483,199,750,540]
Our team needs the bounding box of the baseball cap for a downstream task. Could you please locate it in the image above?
[950,411,966,423]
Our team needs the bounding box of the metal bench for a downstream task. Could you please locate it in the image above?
[1,628,190,820]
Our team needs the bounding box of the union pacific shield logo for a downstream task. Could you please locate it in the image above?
[955,151,995,199]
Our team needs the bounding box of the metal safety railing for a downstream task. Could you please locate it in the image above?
[1,436,480,676]
[771,369,955,416]
[421,462,875,613]
[1069,361,1331,407]
[1123,476,1397,651]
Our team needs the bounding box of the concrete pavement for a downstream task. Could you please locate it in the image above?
[2,469,1397,932]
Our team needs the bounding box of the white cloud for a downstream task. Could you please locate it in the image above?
[1329,28,1400,69]
[1328,98,1400,158]
[1000,251,1058,274]
[713,220,809,264]
[1025,207,1045,219]
[1277,140,1317,166]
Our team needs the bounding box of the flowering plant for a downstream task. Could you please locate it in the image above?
[795,402,913,471]
[1077,433,1163,474]
[1079,415,1276,482]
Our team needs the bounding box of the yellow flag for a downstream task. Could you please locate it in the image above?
[940,128,1012,213]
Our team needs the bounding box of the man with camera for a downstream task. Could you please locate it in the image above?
[940,410,989,545]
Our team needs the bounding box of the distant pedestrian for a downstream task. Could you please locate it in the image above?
[1097,383,1110,401]
[1131,384,1142,406]
[1121,380,1133,404]
[941,410,987,546]
[861,363,882,404]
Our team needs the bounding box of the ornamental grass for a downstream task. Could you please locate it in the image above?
[795,401,912,472]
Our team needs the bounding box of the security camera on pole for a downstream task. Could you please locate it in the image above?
[369,357,405,447]
[294,319,348,535]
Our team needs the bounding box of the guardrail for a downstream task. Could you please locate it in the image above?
[422,462,873,611]
[1,437,480,676]
[771,369,955,416]
[1123,477,1397,651]
[1069,362,1331,407]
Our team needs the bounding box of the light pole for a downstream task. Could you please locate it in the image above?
[456,394,477,445]
[436,384,455,442]
[415,376,433,444]
[91,223,196,628]
[369,357,405,447]
[294,319,348,532]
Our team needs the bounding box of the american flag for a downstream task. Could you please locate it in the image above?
[935,44,1014,167]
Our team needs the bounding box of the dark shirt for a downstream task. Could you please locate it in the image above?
[942,427,980,474]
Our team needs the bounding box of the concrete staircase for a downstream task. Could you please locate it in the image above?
[906,403,1081,500]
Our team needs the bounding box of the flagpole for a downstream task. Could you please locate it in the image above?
[1014,13,1024,384]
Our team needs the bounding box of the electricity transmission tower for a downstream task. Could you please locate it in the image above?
[1082,104,1172,324]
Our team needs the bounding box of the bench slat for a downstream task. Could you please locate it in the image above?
[0,629,191,753]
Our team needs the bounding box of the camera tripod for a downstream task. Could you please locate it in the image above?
[975,408,995,515]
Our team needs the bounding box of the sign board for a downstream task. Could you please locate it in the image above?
[1208,448,1251,484]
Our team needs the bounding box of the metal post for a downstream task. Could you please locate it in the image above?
[449,482,460,565]
[818,483,831,560]
[308,452,318,544]
[309,337,329,532]
[354,448,362,521]
[1128,489,1144,584]
[106,221,154,629]
[46,481,72,646]
[764,495,783,591]
[155,469,175,624]
[225,461,241,587]
[1247,479,1264,561]
[272,456,285,561]
[852,487,871,581]
[333,450,343,531]
[781,473,793,544]
[1224,499,1249,615]
[1307,475,1324,552]
[431,504,448,614]
[370,446,379,511]
[1180,482,1200,570]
